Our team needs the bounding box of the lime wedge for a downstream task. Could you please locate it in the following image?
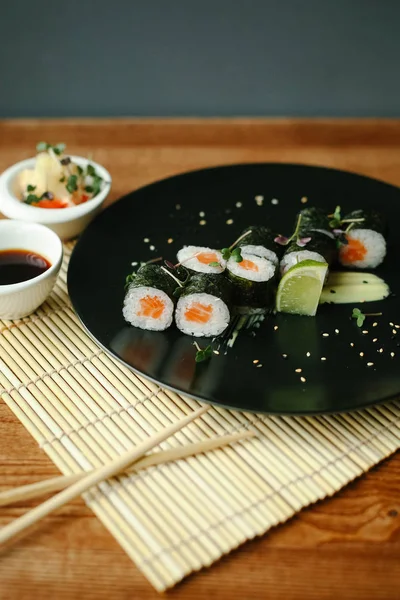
[276,259,328,316]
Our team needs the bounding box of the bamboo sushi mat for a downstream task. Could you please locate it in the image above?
[1,243,400,592]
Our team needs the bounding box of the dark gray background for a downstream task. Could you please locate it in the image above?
[1,0,399,118]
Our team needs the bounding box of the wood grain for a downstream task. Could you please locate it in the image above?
[1,119,400,599]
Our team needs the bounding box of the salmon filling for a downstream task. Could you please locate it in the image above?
[341,237,367,262]
[184,302,213,323]
[197,252,219,265]
[239,259,259,272]
[138,295,165,319]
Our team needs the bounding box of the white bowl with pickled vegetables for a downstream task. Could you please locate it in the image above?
[0,142,112,240]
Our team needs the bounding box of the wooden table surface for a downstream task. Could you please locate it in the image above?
[1,119,400,600]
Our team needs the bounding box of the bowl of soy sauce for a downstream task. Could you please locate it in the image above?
[0,220,63,319]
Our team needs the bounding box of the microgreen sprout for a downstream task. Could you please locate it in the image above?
[36,142,65,155]
[66,174,78,194]
[329,205,365,229]
[208,230,252,266]
[352,308,382,327]
[274,215,311,247]
[193,341,212,363]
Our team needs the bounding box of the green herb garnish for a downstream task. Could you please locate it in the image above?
[86,164,96,177]
[124,273,136,289]
[36,141,49,152]
[66,174,78,193]
[85,185,94,193]
[329,205,342,229]
[352,308,382,327]
[352,308,365,327]
[193,342,212,363]
[25,194,41,204]
[77,165,83,175]
[209,232,251,266]
[36,141,66,155]
[27,184,36,192]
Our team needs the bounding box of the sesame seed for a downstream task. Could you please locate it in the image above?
[359,352,364,357]
[199,220,206,225]
[391,352,395,358]
[373,338,378,342]
[300,376,306,383]
[271,198,279,205]
[255,195,264,206]
[321,357,327,361]
[144,238,150,243]
[256,364,263,368]
[350,342,354,347]
[390,322,394,327]
[175,204,181,210]
[362,330,368,334]
[393,329,397,335]
[226,219,234,225]
[199,211,205,217]
[213,350,220,355]
[149,245,155,251]
[335,329,339,334]
[367,362,374,367]
[236,201,242,208]
[378,348,384,353]
[306,352,311,357]
[253,359,259,364]
[396,325,400,329]
[301,196,308,204]
[167,238,173,244]
[131,261,138,266]
[322,333,329,337]
[373,322,378,327]
[282,354,288,359]
[295,368,302,373]
[274,325,279,331]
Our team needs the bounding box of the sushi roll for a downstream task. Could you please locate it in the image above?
[226,251,276,311]
[338,209,386,269]
[175,273,232,337]
[176,246,226,274]
[231,225,283,266]
[123,264,176,331]
[280,208,337,274]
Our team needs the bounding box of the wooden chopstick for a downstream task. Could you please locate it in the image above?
[0,430,255,507]
[0,405,208,545]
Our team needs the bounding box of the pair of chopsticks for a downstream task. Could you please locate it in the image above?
[0,405,254,545]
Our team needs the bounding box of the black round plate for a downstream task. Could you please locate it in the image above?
[68,163,400,415]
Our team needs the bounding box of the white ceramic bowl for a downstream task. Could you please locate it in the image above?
[0,220,63,320]
[0,156,111,240]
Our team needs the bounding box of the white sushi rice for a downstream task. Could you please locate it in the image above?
[227,252,276,282]
[339,229,386,269]
[175,292,230,337]
[177,246,226,273]
[240,244,279,265]
[280,250,326,275]
[123,286,174,331]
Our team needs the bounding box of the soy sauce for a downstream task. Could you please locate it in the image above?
[0,249,51,285]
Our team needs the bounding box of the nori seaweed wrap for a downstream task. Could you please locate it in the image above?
[339,209,387,269]
[123,264,179,331]
[127,264,178,297]
[232,225,283,265]
[226,252,276,311]
[342,209,386,234]
[280,207,337,273]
